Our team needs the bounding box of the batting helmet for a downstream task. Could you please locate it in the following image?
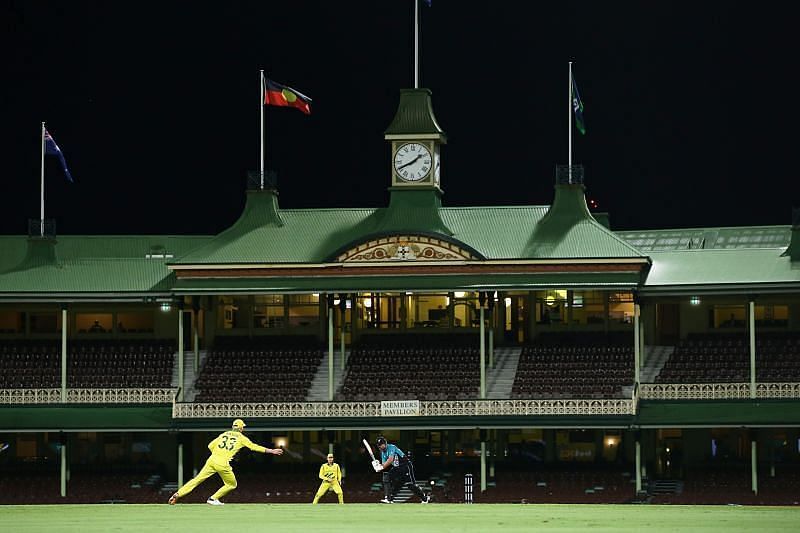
[376,435,387,447]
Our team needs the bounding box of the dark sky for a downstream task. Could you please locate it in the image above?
[3,1,797,235]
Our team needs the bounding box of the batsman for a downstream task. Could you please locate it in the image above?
[312,452,344,504]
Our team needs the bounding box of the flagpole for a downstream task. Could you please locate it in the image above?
[568,61,573,169]
[414,0,420,88]
[260,70,265,190]
[40,121,46,236]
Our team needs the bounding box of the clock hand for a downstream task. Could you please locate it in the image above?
[397,154,423,170]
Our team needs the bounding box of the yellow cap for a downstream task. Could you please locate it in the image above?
[232,419,246,430]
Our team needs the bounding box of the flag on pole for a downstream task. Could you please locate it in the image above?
[44,129,74,182]
[263,79,312,115]
[571,72,585,135]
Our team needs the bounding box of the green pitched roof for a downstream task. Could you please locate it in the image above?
[524,184,646,259]
[0,235,211,295]
[616,225,790,251]
[173,188,646,265]
[642,248,800,291]
[384,88,445,137]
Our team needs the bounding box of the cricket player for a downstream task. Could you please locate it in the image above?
[312,452,344,504]
[375,435,429,504]
[168,418,283,506]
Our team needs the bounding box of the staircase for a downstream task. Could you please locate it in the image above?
[306,350,348,401]
[170,350,208,402]
[640,345,675,383]
[649,479,683,495]
[486,346,522,399]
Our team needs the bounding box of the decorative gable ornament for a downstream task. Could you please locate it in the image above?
[337,235,478,263]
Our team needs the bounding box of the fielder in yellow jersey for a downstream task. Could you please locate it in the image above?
[168,418,283,506]
[312,453,344,504]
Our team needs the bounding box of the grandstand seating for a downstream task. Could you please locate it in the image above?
[0,340,60,388]
[67,339,174,388]
[0,471,165,504]
[337,334,480,401]
[473,468,635,504]
[649,466,800,505]
[512,333,634,399]
[0,339,174,389]
[3,466,797,505]
[655,333,800,383]
[194,336,323,402]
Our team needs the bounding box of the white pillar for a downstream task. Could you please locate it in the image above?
[749,300,756,399]
[178,442,184,488]
[488,328,494,370]
[178,308,184,402]
[60,442,67,497]
[480,440,487,492]
[328,300,334,401]
[61,307,67,402]
[193,310,200,374]
[634,302,641,386]
[751,440,758,495]
[340,302,346,372]
[639,304,646,367]
[635,439,642,493]
[480,306,486,399]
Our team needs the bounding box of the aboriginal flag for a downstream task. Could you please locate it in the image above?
[264,79,312,115]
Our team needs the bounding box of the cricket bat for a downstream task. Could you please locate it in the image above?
[362,438,376,461]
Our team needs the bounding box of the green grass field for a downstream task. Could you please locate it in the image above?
[1,504,798,533]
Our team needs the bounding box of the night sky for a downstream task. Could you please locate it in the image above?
[3,1,797,236]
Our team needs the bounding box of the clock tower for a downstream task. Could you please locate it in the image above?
[385,88,446,190]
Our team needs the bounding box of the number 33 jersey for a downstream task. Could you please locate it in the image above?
[207,431,267,465]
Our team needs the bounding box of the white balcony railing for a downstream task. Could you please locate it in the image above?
[172,398,637,419]
[4,383,798,411]
[639,382,800,400]
[0,388,177,405]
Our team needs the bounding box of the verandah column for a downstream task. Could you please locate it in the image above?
[177,302,184,402]
[634,296,641,387]
[339,296,346,372]
[488,296,495,369]
[479,292,486,399]
[61,306,67,402]
[328,294,334,401]
[635,433,642,493]
[178,441,184,488]
[749,299,756,399]
[480,429,487,493]
[192,298,200,374]
[60,433,67,497]
[751,435,758,495]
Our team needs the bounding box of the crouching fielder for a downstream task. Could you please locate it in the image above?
[312,453,344,504]
[169,418,283,506]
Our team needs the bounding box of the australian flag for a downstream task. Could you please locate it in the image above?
[44,129,73,182]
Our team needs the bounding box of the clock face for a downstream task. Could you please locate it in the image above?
[394,142,432,182]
